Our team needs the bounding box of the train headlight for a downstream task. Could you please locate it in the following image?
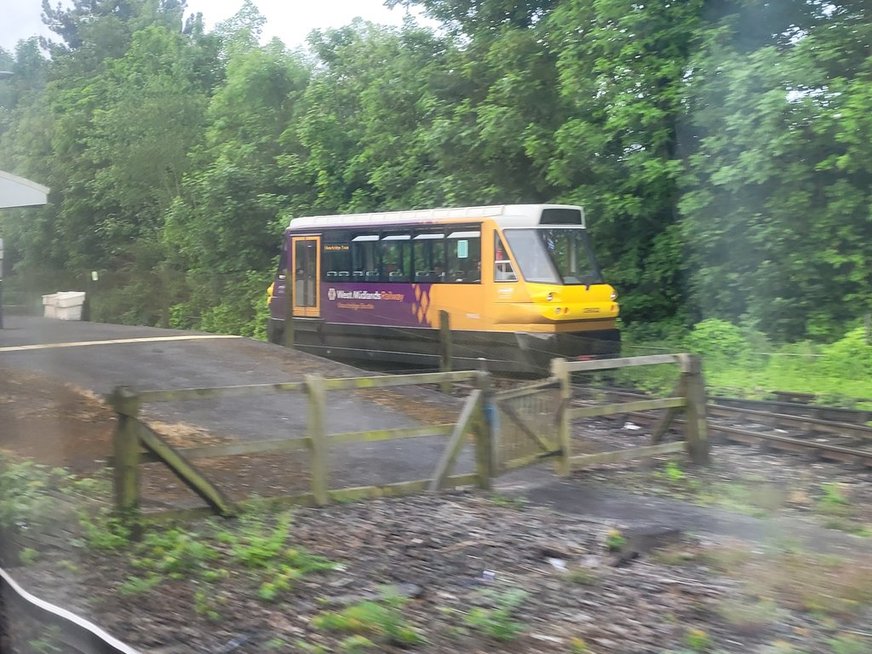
[610,290,617,301]
[554,307,562,315]
[546,292,554,302]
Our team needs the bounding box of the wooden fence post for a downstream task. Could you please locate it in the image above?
[473,370,494,490]
[550,358,572,476]
[439,310,452,393]
[679,354,710,465]
[305,375,329,505]
[108,386,142,519]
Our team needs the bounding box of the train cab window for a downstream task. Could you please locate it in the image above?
[494,234,517,282]
[447,230,481,283]
[413,232,446,283]
[380,234,411,282]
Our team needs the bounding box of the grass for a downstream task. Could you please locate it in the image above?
[620,320,872,406]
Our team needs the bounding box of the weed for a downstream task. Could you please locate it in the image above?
[229,511,293,568]
[135,527,218,575]
[817,483,854,517]
[118,574,162,596]
[201,568,230,583]
[604,528,626,552]
[312,592,424,646]
[463,588,528,641]
[77,509,131,550]
[294,641,329,654]
[664,461,686,482]
[685,627,712,652]
[194,588,222,622]
[19,546,39,565]
[570,637,591,653]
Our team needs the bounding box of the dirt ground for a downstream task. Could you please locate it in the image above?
[2,368,872,654]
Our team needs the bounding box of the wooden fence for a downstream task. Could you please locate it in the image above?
[107,353,709,522]
[550,353,710,472]
[108,370,493,522]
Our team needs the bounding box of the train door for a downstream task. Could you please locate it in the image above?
[291,236,320,317]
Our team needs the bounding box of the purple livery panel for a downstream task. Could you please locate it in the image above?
[321,282,434,327]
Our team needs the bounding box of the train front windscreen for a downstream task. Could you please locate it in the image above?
[503,228,603,286]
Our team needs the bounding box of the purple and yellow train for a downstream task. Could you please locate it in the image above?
[267,204,620,373]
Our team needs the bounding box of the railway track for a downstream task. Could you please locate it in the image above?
[579,387,872,467]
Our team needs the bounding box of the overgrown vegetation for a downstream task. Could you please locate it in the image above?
[620,319,872,404]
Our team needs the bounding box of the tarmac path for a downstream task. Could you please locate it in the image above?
[0,316,474,489]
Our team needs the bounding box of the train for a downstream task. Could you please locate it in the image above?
[267,204,620,373]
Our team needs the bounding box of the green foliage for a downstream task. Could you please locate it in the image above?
[18,546,40,565]
[312,592,424,646]
[686,320,748,362]
[829,634,869,654]
[684,628,712,652]
[628,320,872,403]
[118,574,162,596]
[0,457,56,529]
[463,588,528,641]
[604,529,626,552]
[227,511,293,568]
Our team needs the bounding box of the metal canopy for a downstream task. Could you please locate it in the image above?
[0,169,49,209]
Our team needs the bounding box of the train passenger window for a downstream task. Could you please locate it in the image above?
[351,234,379,281]
[494,234,517,282]
[380,234,411,282]
[322,241,351,281]
[413,232,446,283]
[447,230,481,283]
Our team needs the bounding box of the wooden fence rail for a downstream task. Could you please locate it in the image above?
[550,353,709,472]
[107,370,489,523]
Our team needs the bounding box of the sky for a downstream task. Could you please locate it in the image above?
[0,0,422,53]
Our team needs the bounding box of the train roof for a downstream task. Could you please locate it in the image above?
[286,204,586,230]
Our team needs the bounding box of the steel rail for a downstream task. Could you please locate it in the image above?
[568,385,872,465]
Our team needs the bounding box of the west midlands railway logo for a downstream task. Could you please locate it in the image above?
[327,288,336,301]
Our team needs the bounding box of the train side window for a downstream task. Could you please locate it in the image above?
[447,230,481,283]
[351,234,379,282]
[323,240,351,280]
[413,231,446,283]
[494,233,517,282]
[380,234,411,282]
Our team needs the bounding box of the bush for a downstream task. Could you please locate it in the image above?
[818,327,872,380]
[685,319,748,361]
